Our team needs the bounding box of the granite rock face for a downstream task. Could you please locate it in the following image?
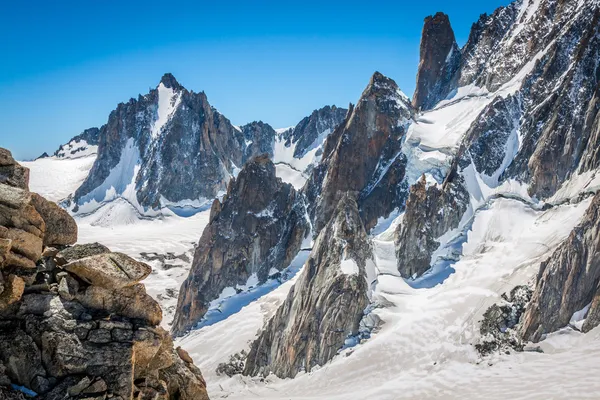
[240,121,276,160]
[521,192,600,342]
[171,155,308,336]
[412,12,460,111]
[0,149,210,400]
[243,194,373,378]
[304,72,414,234]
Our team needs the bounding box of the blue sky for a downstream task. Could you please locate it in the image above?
[1,0,510,160]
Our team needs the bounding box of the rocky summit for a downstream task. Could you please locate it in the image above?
[0,148,209,400]
[70,73,277,213]
[304,72,414,235]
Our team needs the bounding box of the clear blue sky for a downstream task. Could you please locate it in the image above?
[1,0,510,160]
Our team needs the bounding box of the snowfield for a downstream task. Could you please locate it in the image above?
[21,155,97,203]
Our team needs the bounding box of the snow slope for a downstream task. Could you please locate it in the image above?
[20,155,96,202]
[177,194,598,400]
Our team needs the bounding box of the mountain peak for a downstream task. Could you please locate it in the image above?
[159,73,182,90]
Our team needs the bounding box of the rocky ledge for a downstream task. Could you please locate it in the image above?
[0,148,209,400]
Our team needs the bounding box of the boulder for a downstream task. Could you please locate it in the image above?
[64,252,151,288]
[55,242,110,265]
[0,275,25,307]
[77,284,162,325]
[30,193,77,246]
[0,183,31,209]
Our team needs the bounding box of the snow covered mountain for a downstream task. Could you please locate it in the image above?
[68,73,273,219]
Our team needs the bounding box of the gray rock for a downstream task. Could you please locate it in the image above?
[56,242,111,265]
[521,193,600,341]
[64,252,151,288]
[395,174,468,279]
[244,194,372,378]
[172,155,308,336]
[303,72,414,234]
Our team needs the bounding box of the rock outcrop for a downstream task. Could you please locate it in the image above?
[395,174,468,279]
[412,12,460,111]
[243,194,374,378]
[171,155,308,336]
[521,192,600,342]
[0,148,209,400]
[304,72,414,234]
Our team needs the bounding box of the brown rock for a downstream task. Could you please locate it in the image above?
[30,192,78,246]
[64,252,151,288]
[0,238,11,266]
[77,284,162,325]
[56,242,111,265]
[2,228,43,263]
[0,183,31,209]
[412,12,459,111]
[0,274,25,307]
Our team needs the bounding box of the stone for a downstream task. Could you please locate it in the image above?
[57,274,79,301]
[0,238,11,266]
[0,274,25,307]
[68,376,93,396]
[30,193,78,246]
[77,284,162,325]
[88,329,113,344]
[1,228,43,265]
[64,252,151,288]
[55,242,111,265]
[0,183,30,209]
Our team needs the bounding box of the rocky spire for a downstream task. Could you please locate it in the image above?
[171,154,308,336]
[243,193,373,378]
[303,71,414,234]
[412,12,459,111]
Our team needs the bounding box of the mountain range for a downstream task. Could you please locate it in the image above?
[3,0,600,398]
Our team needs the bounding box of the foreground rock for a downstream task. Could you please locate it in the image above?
[172,155,308,336]
[243,194,374,378]
[521,193,600,342]
[0,148,209,400]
